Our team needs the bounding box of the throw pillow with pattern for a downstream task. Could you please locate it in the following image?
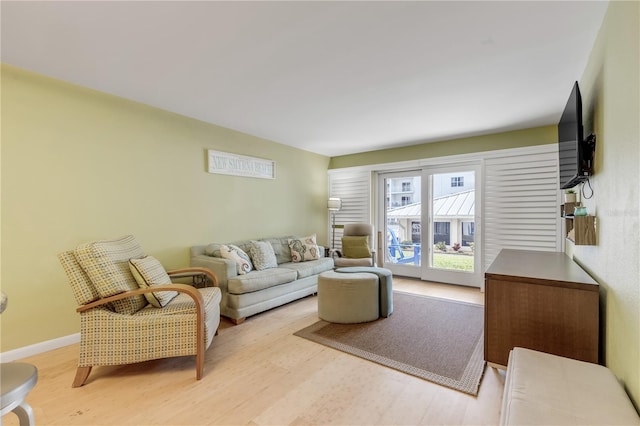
[220,244,253,275]
[129,256,178,308]
[249,240,278,270]
[288,234,320,263]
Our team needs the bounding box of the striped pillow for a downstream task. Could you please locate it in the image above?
[129,256,178,308]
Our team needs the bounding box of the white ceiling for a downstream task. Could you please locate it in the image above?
[1,1,608,157]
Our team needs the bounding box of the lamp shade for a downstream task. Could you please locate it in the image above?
[327,197,342,211]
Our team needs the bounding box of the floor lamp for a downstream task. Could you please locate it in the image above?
[327,197,342,250]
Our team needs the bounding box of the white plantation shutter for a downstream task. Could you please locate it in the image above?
[328,171,371,251]
[483,148,561,270]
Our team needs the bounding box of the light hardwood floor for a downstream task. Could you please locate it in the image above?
[4,277,505,425]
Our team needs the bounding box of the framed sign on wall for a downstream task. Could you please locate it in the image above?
[207,150,276,179]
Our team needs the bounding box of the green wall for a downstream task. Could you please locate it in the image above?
[568,1,639,407]
[329,125,557,169]
[0,65,330,351]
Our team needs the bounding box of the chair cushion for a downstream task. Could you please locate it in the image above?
[334,257,374,268]
[220,244,253,274]
[136,286,222,317]
[74,235,147,314]
[58,251,101,305]
[342,236,371,258]
[129,256,178,308]
[249,240,278,270]
[288,234,321,262]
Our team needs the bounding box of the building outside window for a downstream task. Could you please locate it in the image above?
[433,222,450,245]
[462,221,475,246]
[387,177,421,207]
[451,176,464,187]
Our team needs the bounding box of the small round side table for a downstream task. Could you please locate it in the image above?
[1,362,38,425]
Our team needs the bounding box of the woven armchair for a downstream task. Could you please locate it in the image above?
[58,235,221,387]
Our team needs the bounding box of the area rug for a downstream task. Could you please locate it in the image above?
[294,291,486,395]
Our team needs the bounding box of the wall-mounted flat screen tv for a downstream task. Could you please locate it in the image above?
[558,81,595,189]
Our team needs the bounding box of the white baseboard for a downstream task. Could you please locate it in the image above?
[1,333,80,362]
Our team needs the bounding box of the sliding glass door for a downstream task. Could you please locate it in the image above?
[422,165,481,287]
[378,163,482,287]
[379,171,423,277]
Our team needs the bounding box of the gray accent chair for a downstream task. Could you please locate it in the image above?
[334,223,376,267]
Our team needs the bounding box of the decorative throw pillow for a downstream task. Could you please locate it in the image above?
[248,240,278,271]
[129,256,178,308]
[342,236,371,259]
[220,244,253,275]
[288,234,320,263]
[204,243,223,257]
[74,234,147,315]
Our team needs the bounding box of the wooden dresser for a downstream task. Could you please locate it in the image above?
[484,249,599,368]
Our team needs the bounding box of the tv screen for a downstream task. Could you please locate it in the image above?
[558,81,589,189]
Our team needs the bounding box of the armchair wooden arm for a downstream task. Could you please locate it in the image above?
[76,284,204,313]
[167,267,219,287]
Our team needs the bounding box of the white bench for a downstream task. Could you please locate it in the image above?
[500,347,639,425]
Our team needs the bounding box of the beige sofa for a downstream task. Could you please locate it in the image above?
[191,236,333,324]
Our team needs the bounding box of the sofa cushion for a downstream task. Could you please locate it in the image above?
[279,258,334,279]
[288,234,321,262]
[74,234,147,314]
[249,240,278,270]
[342,236,371,259]
[227,268,298,294]
[129,256,178,308]
[220,244,253,275]
[261,236,294,264]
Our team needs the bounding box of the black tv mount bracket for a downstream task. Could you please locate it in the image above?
[584,133,597,172]
[584,133,597,150]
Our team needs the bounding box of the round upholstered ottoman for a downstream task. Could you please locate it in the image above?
[317,270,379,323]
